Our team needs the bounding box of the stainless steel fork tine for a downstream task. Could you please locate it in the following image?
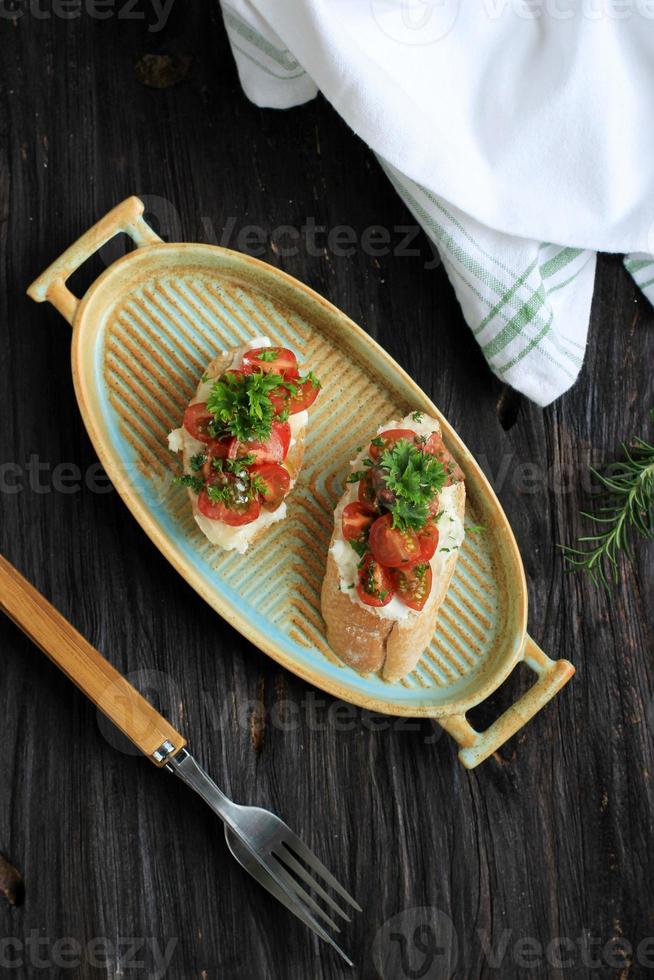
[275,847,352,921]
[225,829,354,967]
[270,859,342,932]
[280,836,363,912]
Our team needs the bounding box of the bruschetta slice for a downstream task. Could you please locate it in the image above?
[168,336,320,553]
[321,413,465,682]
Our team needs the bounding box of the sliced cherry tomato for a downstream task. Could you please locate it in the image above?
[197,474,261,525]
[272,419,291,457]
[369,428,419,461]
[392,563,433,611]
[358,471,379,509]
[250,463,290,511]
[183,402,215,443]
[286,377,320,414]
[417,521,439,561]
[424,432,464,485]
[369,465,397,510]
[369,513,421,568]
[207,436,235,458]
[341,502,376,542]
[268,377,297,416]
[234,420,291,464]
[241,347,298,379]
[356,553,395,607]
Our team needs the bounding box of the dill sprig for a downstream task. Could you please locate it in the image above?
[560,409,654,588]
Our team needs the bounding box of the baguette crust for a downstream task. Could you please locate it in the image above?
[321,464,465,682]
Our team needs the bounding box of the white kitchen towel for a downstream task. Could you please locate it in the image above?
[219,0,654,406]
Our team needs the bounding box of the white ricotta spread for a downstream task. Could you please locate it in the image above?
[330,414,465,621]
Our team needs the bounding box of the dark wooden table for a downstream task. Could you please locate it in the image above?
[1,4,653,978]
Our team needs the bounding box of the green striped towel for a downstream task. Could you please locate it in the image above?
[219,0,650,406]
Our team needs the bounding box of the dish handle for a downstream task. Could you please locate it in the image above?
[439,636,574,768]
[26,196,162,326]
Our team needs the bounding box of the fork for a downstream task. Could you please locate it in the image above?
[0,555,360,964]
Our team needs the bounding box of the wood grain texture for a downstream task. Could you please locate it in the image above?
[0,3,653,978]
[0,555,185,763]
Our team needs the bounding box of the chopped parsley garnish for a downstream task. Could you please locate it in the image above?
[206,370,283,442]
[411,411,424,423]
[467,523,485,535]
[370,436,385,448]
[379,439,446,531]
[349,538,368,558]
[347,470,366,484]
[174,473,204,493]
[189,452,207,472]
[303,370,321,388]
[206,482,231,504]
[250,473,268,496]
[257,349,278,362]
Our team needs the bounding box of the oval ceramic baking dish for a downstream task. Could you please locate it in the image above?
[27,197,574,768]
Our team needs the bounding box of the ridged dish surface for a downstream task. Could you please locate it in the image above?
[89,255,511,713]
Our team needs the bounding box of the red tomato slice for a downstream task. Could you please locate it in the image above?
[357,554,395,607]
[207,437,235,459]
[286,377,320,414]
[368,513,421,568]
[424,432,464,485]
[183,402,214,443]
[197,475,261,526]
[234,420,291,464]
[272,419,291,457]
[417,521,439,561]
[268,380,295,416]
[241,347,298,379]
[369,428,419,461]
[250,463,290,511]
[392,564,433,611]
[357,472,378,509]
[341,502,376,542]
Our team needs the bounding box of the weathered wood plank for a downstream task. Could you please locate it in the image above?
[0,4,652,979]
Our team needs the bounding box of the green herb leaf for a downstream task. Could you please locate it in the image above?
[302,370,321,388]
[379,439,446,531]
[189,452,207,472]
[411,411,423,423]
[257,349,278,362]
[174,473,204,494]
[250,473,268,496]
[206,370,283,442]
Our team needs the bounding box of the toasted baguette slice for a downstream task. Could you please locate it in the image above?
[321,414,465,682]
[168,336,307,554]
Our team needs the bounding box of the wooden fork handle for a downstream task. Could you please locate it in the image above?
[0,555,186,766]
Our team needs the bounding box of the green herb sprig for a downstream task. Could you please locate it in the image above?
[206,370,283,442]
[560,410,654,588]
[379,439,446,531]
